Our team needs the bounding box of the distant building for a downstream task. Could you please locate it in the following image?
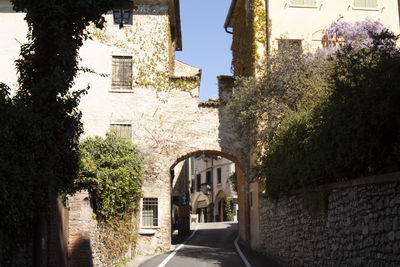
[172,155,237,231]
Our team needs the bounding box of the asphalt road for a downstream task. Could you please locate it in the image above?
[140,222,244,267]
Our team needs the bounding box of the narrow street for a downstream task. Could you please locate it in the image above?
[135,222,280,267]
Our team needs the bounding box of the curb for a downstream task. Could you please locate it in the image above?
[234,236,252,267]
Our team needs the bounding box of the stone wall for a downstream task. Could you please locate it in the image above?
[67,190,139,267]
[258,172,400,266]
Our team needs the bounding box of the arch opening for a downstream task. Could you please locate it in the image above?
[170,150,241,238]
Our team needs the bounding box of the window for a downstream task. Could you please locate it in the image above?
[142,198,158,227]
[206,171,212,186]
[110,124,132,140]
[111,56,132,89]
[249,191,253,208]
[290,0,316,6]
[196,174,201,192]
[217,168,222,184]
[353,0,377,9]
[278,39,302,55]
[113,9,133,26]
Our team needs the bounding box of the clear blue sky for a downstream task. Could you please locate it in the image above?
[176,0,233,101]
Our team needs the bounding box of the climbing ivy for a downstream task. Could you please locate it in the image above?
[0,1,122,259]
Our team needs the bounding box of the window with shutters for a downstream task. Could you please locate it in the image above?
[278,39,303,55]
[196,174,201,192]
[111,55,132,89]
[353,0,378,9]
[142,198,158,227]
[206,171,212,186]
[290,0,317,7]
[113,9,133,26]
[110,124,132,140]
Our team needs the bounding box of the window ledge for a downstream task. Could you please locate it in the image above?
[139,228,158,235]
[289,4,317,8]
[352,7,379,11]
[109,89,134,93]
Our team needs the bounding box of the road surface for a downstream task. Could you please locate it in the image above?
[138,222,280,267]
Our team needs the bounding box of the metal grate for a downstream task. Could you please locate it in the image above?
[142,198,158,227]
[112,56,132,89]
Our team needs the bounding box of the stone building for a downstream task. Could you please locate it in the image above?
[190,155,237,223]
[224,0,400,251]
[171,155,238,235]
[0,0,247,263]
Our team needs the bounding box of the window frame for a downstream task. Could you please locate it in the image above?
[111,55,133,91]
[196,174,201,192]
[352,0,379,10]
[142,198,158,228]
[289,0,318,8]
[113,8,133,26]
[206,171,212,186]
[277,38,303,55]
[109,123,132,140]
[217,168,222,184]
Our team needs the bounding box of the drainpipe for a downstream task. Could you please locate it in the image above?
[211,156,214,221]
[224,0,237,34]
[265,0,271,73]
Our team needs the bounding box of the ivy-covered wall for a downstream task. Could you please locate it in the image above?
[231,0,256,77]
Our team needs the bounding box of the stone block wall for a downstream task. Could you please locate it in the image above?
[258,172,400,266]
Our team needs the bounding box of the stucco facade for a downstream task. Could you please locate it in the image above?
[189,155,237,223]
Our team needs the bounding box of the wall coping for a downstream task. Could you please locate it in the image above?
[260,171,400,198]
[324,171,400,190]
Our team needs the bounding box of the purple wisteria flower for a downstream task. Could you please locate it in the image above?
[322,19,388,51]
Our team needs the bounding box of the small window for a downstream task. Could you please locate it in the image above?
[196,174,201,192]
[110,124,132,140]
[142,198,158,227]
[353,0,377,8]
[112,55,132,89]
[113,9,133,26]
[278,39,303,55]
[206,171,212,186]
[249,191,253,208]
[217,168,222,184]
[290,0,316,6]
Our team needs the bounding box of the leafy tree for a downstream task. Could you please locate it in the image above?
[226,19,400,199]
[75,133,144,219]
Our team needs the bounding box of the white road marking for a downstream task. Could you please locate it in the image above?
[157,225,199,267]
[234,236,252,267]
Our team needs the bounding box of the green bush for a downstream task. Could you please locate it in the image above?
[75,133,144,219]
